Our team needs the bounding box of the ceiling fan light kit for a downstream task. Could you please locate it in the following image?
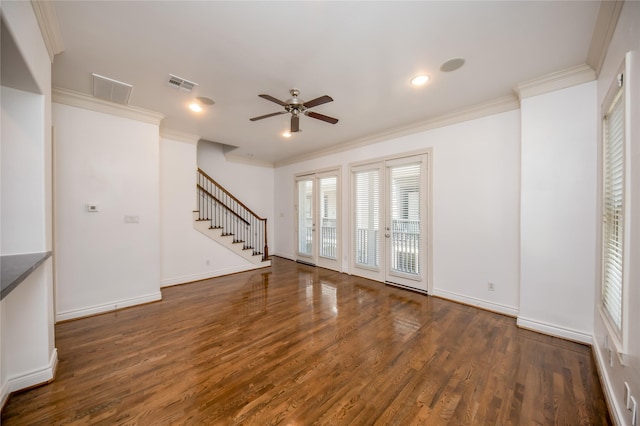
[250,88,339,134]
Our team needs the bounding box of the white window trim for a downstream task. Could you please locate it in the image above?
[598,52,637,366]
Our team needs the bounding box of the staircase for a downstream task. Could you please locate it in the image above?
[194,168,270,267]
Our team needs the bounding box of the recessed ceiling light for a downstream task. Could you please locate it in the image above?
[440,58,465,72]
[282,131,292,138]
[188,102,203,113]
[410,75,430,86]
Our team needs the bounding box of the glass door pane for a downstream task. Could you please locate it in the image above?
[354,169,380,269]
[297,179,314,257]
[319,176,337,259]
[389,163,421,276]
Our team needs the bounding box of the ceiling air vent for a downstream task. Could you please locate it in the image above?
[168,74,197,92]
[92,73,133,104]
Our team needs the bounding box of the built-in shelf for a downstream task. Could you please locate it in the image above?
[1,251,52,300]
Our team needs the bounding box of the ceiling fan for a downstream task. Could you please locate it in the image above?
[250,89,339,133]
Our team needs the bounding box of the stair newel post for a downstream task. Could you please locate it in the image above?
[263,218,269,261]
[255,217,259,256]
[255,216,259,256]
[251,215,256,255]
[258,218,263,258]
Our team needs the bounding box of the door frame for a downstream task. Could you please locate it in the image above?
[294,167,342,272]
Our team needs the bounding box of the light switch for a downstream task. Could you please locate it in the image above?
[86,203,99,212]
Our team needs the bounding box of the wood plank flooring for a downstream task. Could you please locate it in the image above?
[2,257,611,425]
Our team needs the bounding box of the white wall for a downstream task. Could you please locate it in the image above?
[1,262,56,400]
[1,86,45,254]
[160,136,266,286]
[274,110,521,315]
[0,0,56,406]
[53,103,162,321]
[518,81,598,343]
[593,2,640,425]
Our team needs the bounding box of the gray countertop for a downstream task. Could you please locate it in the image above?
[1,252,52,300]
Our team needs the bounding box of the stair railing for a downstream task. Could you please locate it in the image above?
[197,168,269,261]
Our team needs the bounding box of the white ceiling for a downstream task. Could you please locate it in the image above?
[50,1,601,166]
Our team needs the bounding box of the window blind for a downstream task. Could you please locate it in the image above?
[390,163,421,275]
[602,85,625,335]
[319,176,337,259]
[354,169,379,268]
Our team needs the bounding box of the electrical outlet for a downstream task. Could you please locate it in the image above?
[626,382,632,409]
[609,348,614,367]
[488,282,495,291]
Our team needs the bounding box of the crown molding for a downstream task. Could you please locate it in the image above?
[274,94,519,168]
[224,153,275,168]
[587,0,624,77]
[31,1,64,62]
[514,64,596,100]
[159,128,200,144]
[52,87,164,125]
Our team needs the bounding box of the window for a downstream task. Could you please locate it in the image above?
[599,52,635,364]
[601,80,624,337]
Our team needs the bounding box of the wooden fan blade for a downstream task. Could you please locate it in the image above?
[291,115,300,132]
[250,111,286,121]
[259,94,288,107]
[305,111,339,124]
[303,95,333,109]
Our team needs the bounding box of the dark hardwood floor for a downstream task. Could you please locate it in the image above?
[2,257,610,425]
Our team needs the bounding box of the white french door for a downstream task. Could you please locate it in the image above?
[352,154,428,292]
[295,170,341,271]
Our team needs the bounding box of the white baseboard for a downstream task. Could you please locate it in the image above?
[1,348,58,408]
[592,339,624,426]
[1,379,8,411]
[432,289,519,317]
[56,292,162,322]
[516,316,592,344]
[272,251,295,261]
[161,264,269,288]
